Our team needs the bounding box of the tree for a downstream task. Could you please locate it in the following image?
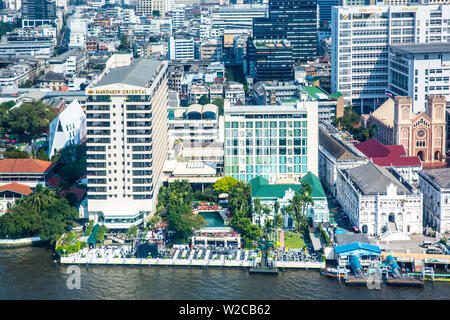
[213,176,239,194]
[1,101,57,142]
[289,182,314,235]
[54,144,87,190]
[22,184,57,213]
[274,201,280,216]
[95,225,108,243]
[127,225,139,237]
[198,95,210,106]
[212,98,224,116]
[252,198,263,226]
[2,146,29,159]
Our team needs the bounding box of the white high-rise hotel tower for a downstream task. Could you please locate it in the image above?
[85,55,168,229]
[331,4,450,111]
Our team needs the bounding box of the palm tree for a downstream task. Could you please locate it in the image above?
[253,198,263,226]
[25,184,56,213]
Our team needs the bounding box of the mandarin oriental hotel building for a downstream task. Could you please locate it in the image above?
[85,58,168,229]
[224,100,318,184]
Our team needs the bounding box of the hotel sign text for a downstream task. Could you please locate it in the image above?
[87,89,149,95]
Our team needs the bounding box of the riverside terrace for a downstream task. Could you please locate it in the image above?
[60,246,325,269]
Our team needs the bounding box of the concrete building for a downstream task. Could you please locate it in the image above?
[331,4,450,111]
[336,162,422,239]
[47,99,87,159]
[318,122,368,197]
[419,168,450,234]
[354,138,422,185]
[168,35,194,60]
[388,43,450,113]
[85,56,169,229]
[0,183,32,214]
[224,99,318,184]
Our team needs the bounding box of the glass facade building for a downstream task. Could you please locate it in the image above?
[252,0,318,63]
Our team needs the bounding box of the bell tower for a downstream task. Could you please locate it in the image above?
[427,95,446,162]
[393,96,412,156]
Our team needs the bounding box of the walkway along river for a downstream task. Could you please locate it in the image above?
[0,247,449,299]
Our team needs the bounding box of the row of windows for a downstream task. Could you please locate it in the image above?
[225,165,308,175]
[226,120,307,129]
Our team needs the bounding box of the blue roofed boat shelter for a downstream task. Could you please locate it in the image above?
[333,242,381,266]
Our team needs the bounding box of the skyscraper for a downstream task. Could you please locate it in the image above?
[21,0,56,27]
[252,0,318,63]
[85,55,168,229]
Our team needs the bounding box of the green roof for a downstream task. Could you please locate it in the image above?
[250,172,326,199]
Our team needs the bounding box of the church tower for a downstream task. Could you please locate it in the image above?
[427,95,446,162]
[393,96,413,156]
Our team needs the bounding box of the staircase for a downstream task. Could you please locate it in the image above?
[379,222,410,241]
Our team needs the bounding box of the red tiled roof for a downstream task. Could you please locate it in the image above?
[355,138,391,158]
[46,174,61,189]
[356,138,421,167]
[371,156,422,167]
[0,159,54,174]
[60,187,87,203]
[0,183,32,195]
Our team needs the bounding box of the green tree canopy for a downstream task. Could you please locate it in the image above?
[1,101,57,142]
[1,146,29,159]
[212,98,224,116]
[213,176,239,194]
[198,95,210,106]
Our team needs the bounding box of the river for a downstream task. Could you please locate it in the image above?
[0,247,449,300]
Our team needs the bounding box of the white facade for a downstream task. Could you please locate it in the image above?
[85,57,168,229]
[418,169,450,234]
[169,36,194,60]
[331,4,450,110]
[389,44,450,113]
[171,8,185,29]
[48,100,87,159]
[336,163,423,238]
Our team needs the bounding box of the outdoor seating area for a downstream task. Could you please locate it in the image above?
[192,202,220,212]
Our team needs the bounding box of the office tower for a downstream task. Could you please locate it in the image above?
[169,35,195,60]
[224,99,318,184]
[85,56,168,229]
[318,0,338,25]
[331,4,450,112]
[388,43,450,113]
[253,0,318,63]
[246,39,294,82]
[21,0,56,27]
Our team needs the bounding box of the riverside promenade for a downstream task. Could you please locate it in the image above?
[60,256,325,269]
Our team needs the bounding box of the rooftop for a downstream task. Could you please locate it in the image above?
[0,182,32,195]
[355,138,421,167]
[250,172,326,199]
[344,162,411,195]
[334,242,381,255]
[319,128,362,161]
[95,58,163,88]
[390,43,450,55]
[421,168,450,189]
[0,159,54,174]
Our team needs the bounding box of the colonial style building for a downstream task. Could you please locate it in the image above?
[250,172,329,228]
[418,168,450,234]
[318,122,367,197]
[336,162,422,240]
[365,95,447,164]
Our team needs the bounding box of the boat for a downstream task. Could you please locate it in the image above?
[320,268,346,279]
